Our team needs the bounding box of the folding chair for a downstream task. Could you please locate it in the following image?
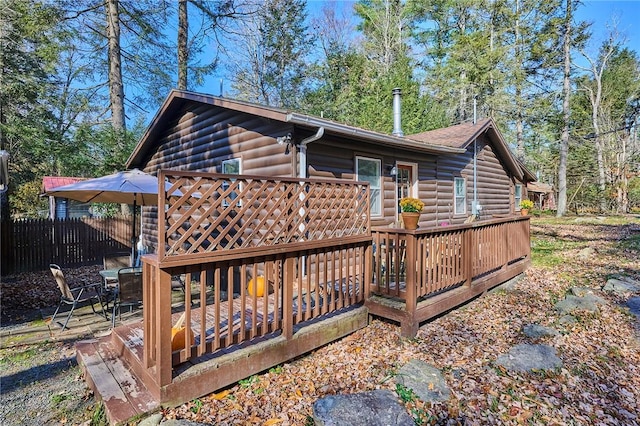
[49,264,106,331]
[112,267,143,326]
[102,252,131,286]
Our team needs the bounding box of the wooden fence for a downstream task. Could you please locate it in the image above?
[1,216,134,274]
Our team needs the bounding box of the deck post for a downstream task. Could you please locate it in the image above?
[282,256,294,339]
[364,243,372,299]
[156,266,173,387]
[464,227,473,287]
[402,232,418,337]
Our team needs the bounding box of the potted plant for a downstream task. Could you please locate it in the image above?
[399,197,425,230]
[519,199,534,216]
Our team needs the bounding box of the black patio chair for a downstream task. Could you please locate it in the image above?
[49,264,107,331]
[102,252,131,286]
[112,267,143,326]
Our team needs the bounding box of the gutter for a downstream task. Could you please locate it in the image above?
[287,113,464,156]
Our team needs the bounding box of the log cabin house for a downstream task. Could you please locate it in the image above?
[76,89,535,423]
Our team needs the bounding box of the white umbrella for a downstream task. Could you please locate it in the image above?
[45,169,176,262]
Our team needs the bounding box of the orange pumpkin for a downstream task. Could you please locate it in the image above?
[171,312,195,352]
[248,275,266,297]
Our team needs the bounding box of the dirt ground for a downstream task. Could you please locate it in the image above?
[1,216,639,425]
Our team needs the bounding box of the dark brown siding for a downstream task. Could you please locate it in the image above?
[307,134,519,229]
[433,136,514,226]
[306,138,442,228]
[139,102,294,250]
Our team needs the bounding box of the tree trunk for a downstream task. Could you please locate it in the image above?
[106,0,125,132]
[556,0,572,217]
[514,0,525,159]
[178,0,188,90]
[593,108,606,212]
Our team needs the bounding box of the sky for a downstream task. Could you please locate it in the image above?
[576,0,640,55]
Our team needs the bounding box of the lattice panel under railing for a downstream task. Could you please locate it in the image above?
[158,171,370,258]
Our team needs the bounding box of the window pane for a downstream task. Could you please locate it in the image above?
[455,178,465,196]
[356,157,381,215]
[370,188,381,215]
[223,160,240,174]
[454,178,466,214]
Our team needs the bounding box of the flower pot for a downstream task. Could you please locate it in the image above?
[520,209,529,216]
[401,212,420,230]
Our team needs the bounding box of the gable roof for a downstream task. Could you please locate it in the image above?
[42,176,86,193]
[407,118,527,181]
[127,90,464,168]
[127,90,534,183]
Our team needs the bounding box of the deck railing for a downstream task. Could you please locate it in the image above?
[141,171,371,388]
[371,216,531,301]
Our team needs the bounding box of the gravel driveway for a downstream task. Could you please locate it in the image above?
[0,339,99,425]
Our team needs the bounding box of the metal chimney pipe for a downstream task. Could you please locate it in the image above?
[392,88,403,137]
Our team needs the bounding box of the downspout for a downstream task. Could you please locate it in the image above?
[298,127,324,275]
[298,127,324,178]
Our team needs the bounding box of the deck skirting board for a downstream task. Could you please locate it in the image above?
[367,259,529,337]
[159,306,369,406]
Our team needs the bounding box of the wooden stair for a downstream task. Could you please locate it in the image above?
[76,330,160,425]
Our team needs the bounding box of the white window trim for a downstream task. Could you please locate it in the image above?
[356,156,382,217]
[454,177,466,215]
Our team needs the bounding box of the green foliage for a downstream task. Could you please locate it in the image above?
[395,383,417,403]
[190,398,203,414]
[10,180,48,218]
[90,402,107,426]
[630,177,640,210]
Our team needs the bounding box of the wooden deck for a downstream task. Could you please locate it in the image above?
[75,172,531,424]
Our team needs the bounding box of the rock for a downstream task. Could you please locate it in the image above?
[577,247,595,259]
[602,277,640,294]
[395,359,451,403]
[138,413,163,426]
[523,324,559,339]
[627,297,640,318]
[496,344,563,372]
[313,390,414,426]
[558,315,577,325]
[569,287,597,297]
[555,294,606,314]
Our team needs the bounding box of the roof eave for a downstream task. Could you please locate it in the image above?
[286,113,464,155]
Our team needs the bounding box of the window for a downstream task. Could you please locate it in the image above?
[356,157,381,216]
[454,177,466,215]
[222,158,241,206]
[514,184,522,211]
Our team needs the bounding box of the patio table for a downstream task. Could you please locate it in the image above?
[100,267,142,283]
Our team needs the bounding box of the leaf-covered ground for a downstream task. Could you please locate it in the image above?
[163,216,640,425]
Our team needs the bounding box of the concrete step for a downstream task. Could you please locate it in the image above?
[76,336,160,425]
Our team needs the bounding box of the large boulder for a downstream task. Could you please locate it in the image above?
[496,344,563,372]
[313,390,414,426]
[395,359,451,403]
[555,294,606,315]
[602,277,640,295]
